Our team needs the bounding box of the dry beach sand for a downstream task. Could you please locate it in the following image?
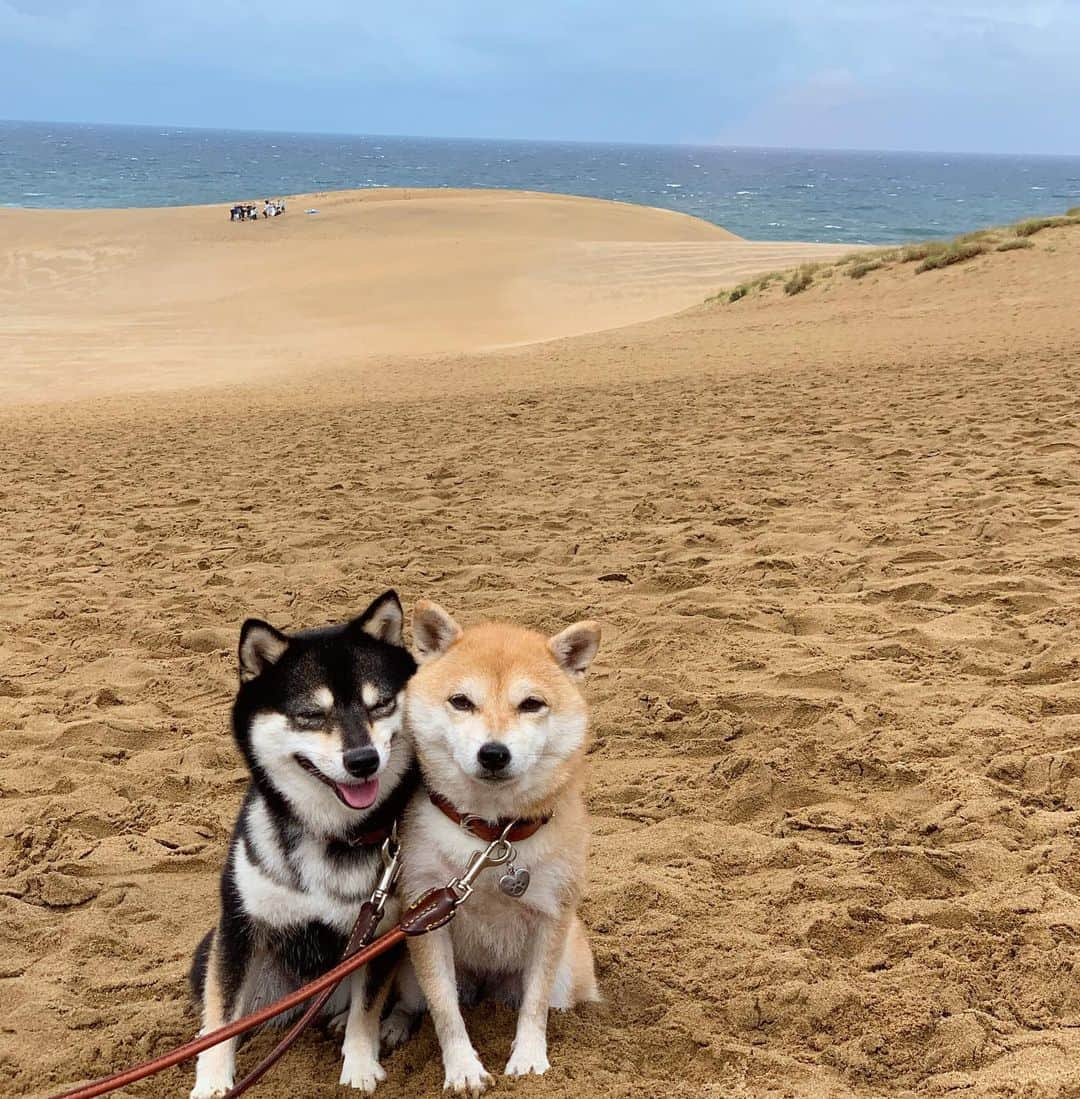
[1,190,1079,1098]
[0,188,844,404]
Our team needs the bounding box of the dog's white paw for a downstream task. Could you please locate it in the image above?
[339,1055,387,1093]
[190,1044,234,1098]
[328,1009,349,1036]
[190,1079,232,1099]
[504,1036,550,1078]
[443,1048,492,1095]
[380,1005,417,1051]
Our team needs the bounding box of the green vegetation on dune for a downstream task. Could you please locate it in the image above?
[914,240,986,272]
[837,248,898,266]
[1013,214,1080,237]
[711,269,783,305]
[712,206,1080,306]
[901,240,950,263]
[848,259,886,279]
[784,264,819,295]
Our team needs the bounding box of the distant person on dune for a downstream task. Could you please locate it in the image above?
[229,200,285,222]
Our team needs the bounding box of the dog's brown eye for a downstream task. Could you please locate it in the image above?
[448,694,475,713]
[518,697,546,713]
[293,710,326,726]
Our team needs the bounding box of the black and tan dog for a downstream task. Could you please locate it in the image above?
[189,591,416,1097]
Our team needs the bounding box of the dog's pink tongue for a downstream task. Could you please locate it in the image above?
[337,779,379,810]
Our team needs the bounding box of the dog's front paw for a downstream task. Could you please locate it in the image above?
[327,1009,349,1036]
[190,1079,232,1099]
[443,1047,492,1095]
[504,1035,550,1078]
[339,1055,387,1094]
[190,1046,234,1098]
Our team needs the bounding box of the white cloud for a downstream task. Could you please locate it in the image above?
[3,1,1079,150]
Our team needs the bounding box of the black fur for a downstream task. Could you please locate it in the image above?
[190,928,213,1000]
[189,591,418,1034]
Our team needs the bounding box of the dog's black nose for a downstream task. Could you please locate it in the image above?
[343,746,380,778]
[477,741,511,772]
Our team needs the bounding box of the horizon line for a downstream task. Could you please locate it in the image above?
[3,116,1079,163]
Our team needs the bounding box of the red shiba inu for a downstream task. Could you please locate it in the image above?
[390,601,601,1094]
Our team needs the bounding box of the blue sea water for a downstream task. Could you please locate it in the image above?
[2,119,1079,245]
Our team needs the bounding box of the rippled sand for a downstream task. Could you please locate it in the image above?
[2,197,1079,1098]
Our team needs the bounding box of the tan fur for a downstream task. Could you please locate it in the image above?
[400,606,600,1094]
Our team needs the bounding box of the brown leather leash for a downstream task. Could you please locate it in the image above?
[46,826,518,1099]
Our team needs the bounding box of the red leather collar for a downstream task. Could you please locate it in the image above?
[428,791,550,843]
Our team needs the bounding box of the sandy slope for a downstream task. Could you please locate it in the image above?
[0,188,845,403]
[2,203,1080,1099]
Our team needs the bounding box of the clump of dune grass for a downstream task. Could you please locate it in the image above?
[719,269,785,304]
[955,228,1001,245]
[848,259,886,279]
[915,240,986,273]
[751,270,784,292]
[838,247,897,267]
[784,264,818,295]
[1012,214,1080,237]
[709,205,1078,306]
[901,240,948,263]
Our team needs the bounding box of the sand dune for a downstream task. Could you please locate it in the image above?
[0,189,845,403]
[3,200,1080,1098]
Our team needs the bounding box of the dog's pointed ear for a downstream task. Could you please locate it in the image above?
[238,619,289,683]
[351,590,404,646]
[549,621,601,679]
[412,600,463,663]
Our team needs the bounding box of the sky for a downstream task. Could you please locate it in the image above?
[1,1,1079,155]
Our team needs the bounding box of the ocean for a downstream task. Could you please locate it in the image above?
[2,119,1079,245]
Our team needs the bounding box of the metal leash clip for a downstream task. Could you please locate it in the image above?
[369,823,402,918]
[447,821,517,904]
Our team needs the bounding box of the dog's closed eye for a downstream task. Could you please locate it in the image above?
[370,697,397,719]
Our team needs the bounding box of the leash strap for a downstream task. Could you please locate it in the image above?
[49,929,409,1099]
[48,829,516,1099]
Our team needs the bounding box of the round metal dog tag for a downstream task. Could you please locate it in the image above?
[499,865,530,898]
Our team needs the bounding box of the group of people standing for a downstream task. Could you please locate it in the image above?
[229,198,287,222]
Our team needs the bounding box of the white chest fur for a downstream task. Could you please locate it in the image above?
[234,840,368,934]
[234,794,386,934]
[401,799,581,974]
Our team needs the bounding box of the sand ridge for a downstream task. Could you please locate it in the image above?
[0,188,846,403]
[2,210,1080,1097]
